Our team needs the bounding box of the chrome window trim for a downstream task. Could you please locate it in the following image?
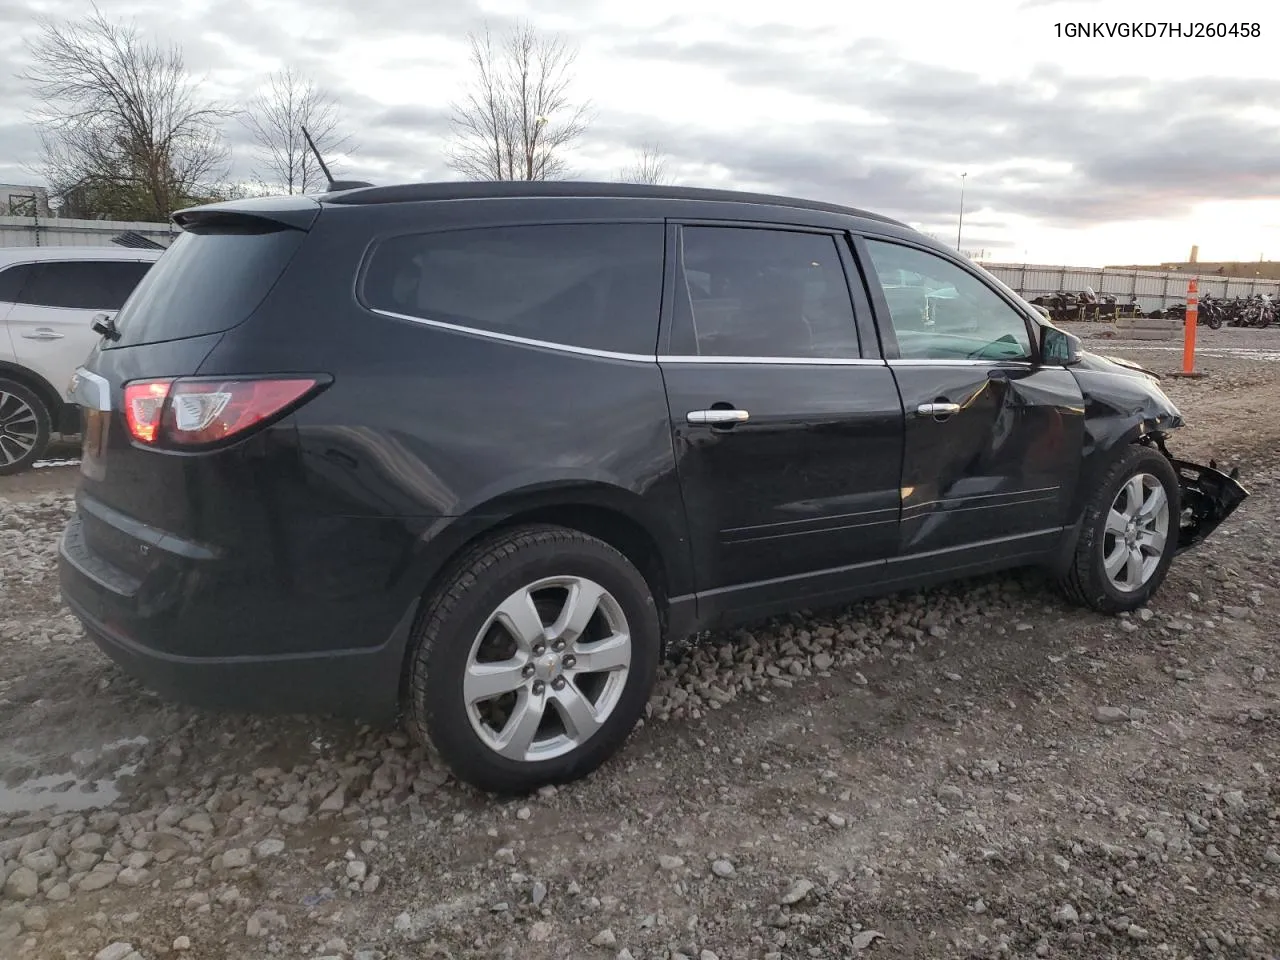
[887,358,1034,367]
[369,308,658,363]
[660,355,883,366]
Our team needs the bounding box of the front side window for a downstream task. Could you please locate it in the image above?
[362,223,665,356]
[670,226,860,358]
[863,240,1033,361]
[14,261,153,311]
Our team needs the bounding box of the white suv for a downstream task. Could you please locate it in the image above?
[0,246,163,473]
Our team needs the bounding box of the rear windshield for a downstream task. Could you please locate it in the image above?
[108,224,305,348]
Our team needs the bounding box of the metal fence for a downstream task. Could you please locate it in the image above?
[977,262,1280,315]
[0,214,176,250]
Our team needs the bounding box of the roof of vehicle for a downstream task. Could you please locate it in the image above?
[0,245,165,265]
[316,180,910,227]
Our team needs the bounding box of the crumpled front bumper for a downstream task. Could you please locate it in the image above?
[1171,458,1249,554]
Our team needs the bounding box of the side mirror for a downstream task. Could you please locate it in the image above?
[90,312,120,341]
[1041,325,1082,366]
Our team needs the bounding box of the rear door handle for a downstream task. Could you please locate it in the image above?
[687,409,750,425]
[916,402,961,416]
[22,328,64,340]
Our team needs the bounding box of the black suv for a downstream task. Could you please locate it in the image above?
[58,182,1247,794]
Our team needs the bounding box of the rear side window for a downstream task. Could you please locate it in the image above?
[669,226,861,359]
[7,261,152,310]
[110,226,305,348]
[362,223,665,356]
[0,264,31,303]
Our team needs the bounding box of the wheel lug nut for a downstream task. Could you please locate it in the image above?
[563,655,576,668]
[532,643,545,656]
[551,677,566,690]
[532,680,545,694]
[522,664,535,678]
[553,639,565,651]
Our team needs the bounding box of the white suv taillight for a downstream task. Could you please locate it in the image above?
[123,377,323,447]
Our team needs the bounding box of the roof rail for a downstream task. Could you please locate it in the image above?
[319,180,906,226]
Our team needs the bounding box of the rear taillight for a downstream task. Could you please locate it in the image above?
[123,377,322,447]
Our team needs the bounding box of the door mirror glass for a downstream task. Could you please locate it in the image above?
[1041,325,1082,365]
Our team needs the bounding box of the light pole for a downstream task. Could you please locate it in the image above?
[956,171,967,252]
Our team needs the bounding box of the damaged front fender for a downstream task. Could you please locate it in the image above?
[1168,456,1249,554]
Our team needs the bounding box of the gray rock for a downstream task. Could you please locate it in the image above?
[222,848,251,869]
[1054,904,1079,925]
[318,785,346,813]
[95,945,136,960]
[278,804,309,825]
[346,860,367,882]
[173,936,192,951]
[2,867,38,901]
[711,859,735,878]
[937,784,965,804]
[78,867,120,892]
[254,838,286,859]
[21,906,49,932]
[46,882,70,902]
[590,929,617,948]
[1127,923,1150,940]
[179,812,214,835]
[851,930,885,950]
[20,849,58,877]
[1095,705,1128,724]
[658,855,685,871]
[531,880,547,906]
[529,921,552,942]
[780,878,813,906]
[70,832,105,853]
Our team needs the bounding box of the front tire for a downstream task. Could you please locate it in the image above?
[0,378,51,476]
[1059,444,1180,614]
[407,524,661,794]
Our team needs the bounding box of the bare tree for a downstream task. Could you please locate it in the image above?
[21,4,231,221]
[241,67,354,194]
[447,20,590,181]
[619,142,673,185]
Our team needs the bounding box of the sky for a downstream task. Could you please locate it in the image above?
[0,0,1277,267]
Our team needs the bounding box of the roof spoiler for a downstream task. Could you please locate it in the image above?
[171,194,322,232]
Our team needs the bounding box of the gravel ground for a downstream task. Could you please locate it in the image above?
[2,327,1278,960]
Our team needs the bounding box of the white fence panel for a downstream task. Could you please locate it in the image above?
[0,215,176,249]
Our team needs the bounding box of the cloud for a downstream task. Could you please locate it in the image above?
[0,0,1275,264]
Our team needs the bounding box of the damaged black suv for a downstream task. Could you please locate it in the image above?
[58,182,1248,794]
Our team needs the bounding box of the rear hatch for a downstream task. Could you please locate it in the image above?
[71,197,319,562]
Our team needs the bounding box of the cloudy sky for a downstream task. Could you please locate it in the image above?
[1,0,1277,266]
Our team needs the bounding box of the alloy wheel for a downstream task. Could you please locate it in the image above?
[464,576,632,762]
[0,390,39,467]
[1102,472,1170,592]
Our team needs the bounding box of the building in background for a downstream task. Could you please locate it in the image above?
[0,183,52,218]
[1109,245,1280,281]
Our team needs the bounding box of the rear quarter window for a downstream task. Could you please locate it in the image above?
[361,223,666,356]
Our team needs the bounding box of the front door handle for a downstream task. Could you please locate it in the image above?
[687,408,750,425]
[21,328,64,340]
[916,402,961,417]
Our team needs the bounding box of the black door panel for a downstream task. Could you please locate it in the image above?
[659,223,905,616]
[663,361,903,593]
[891,361,1084,555]
[855,236,1087,565]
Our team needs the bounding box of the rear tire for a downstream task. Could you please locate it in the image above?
[1058,444,1180,614]
[0,378,51,476]
[406,523,661,794]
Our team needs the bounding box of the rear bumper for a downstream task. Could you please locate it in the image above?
[58,513,414,722]
[1172,458,1249,553]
